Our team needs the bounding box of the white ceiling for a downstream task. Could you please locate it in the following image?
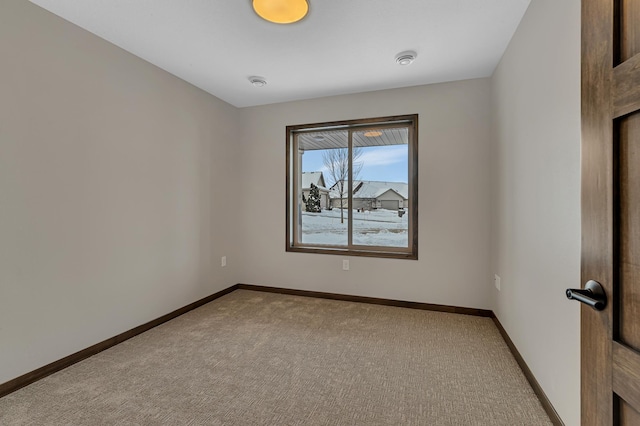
[29,0,531,108]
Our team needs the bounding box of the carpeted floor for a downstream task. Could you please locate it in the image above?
[0,290,552,425]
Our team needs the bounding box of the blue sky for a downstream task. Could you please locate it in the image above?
[302,145,408,184]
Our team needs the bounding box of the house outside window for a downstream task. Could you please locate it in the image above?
[286,115,418,259]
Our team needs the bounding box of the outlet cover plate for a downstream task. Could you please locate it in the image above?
[343,260,350,271]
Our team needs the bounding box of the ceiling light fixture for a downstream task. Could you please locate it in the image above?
[249,76,267,87]
[253,0,309,24]
[364,130,382,137]
[395,51,417,66]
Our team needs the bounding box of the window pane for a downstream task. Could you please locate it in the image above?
[298,130,348,246]
[286,114,417,259]
[351,128,409,248]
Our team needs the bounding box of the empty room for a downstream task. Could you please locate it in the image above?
[1,0,637,425]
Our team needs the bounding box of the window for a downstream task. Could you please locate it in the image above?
[286,115,418,259]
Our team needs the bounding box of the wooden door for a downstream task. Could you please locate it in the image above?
[582,0,640,424]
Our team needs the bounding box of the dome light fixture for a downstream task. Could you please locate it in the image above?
[249,76,267,87]
[363,130,382,137]
[253,0,309,24]
[395,51,417,66]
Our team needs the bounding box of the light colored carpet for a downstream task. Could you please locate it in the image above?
[0,290,552,425]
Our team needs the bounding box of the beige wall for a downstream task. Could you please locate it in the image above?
[0,0,242,384]
[238,79,493,309]
[491,0,581,424]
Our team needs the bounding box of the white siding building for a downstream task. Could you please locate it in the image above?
[329,181,409,211]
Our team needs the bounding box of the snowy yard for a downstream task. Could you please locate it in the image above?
[301,208,408,247]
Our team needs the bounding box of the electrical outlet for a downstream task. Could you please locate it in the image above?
[342,260,350,271]
[494,274,501,291]
[221,256,227,267]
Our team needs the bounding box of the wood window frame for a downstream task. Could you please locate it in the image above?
[286,114,418,260]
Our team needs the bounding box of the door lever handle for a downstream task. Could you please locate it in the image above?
[566,280,607,311]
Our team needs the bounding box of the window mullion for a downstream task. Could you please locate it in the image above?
[293,134,301,245]
[347,130,353,249]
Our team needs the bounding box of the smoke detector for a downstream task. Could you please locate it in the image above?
[249,76,267,87]
[395,51,417,66]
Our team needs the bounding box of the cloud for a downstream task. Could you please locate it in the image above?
[357,145,407,167]
[302,145,408,184]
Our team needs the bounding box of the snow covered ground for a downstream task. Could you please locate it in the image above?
[301,208,408,247]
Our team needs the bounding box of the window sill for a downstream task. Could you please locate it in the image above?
[286,245,418,260]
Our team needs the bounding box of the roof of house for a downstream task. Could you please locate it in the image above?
[301,172,328,191]
[329,181,408,200]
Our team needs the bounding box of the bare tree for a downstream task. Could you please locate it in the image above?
[323,147,363,223]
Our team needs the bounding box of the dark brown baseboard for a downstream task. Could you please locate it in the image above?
[237,283,493,317]
[491,316,564,426]
[1,282,564,426]
[0,284,239,399]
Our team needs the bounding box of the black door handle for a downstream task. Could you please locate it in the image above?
[566,280,607,311]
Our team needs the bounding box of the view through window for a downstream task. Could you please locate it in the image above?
[286,115,418,259]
